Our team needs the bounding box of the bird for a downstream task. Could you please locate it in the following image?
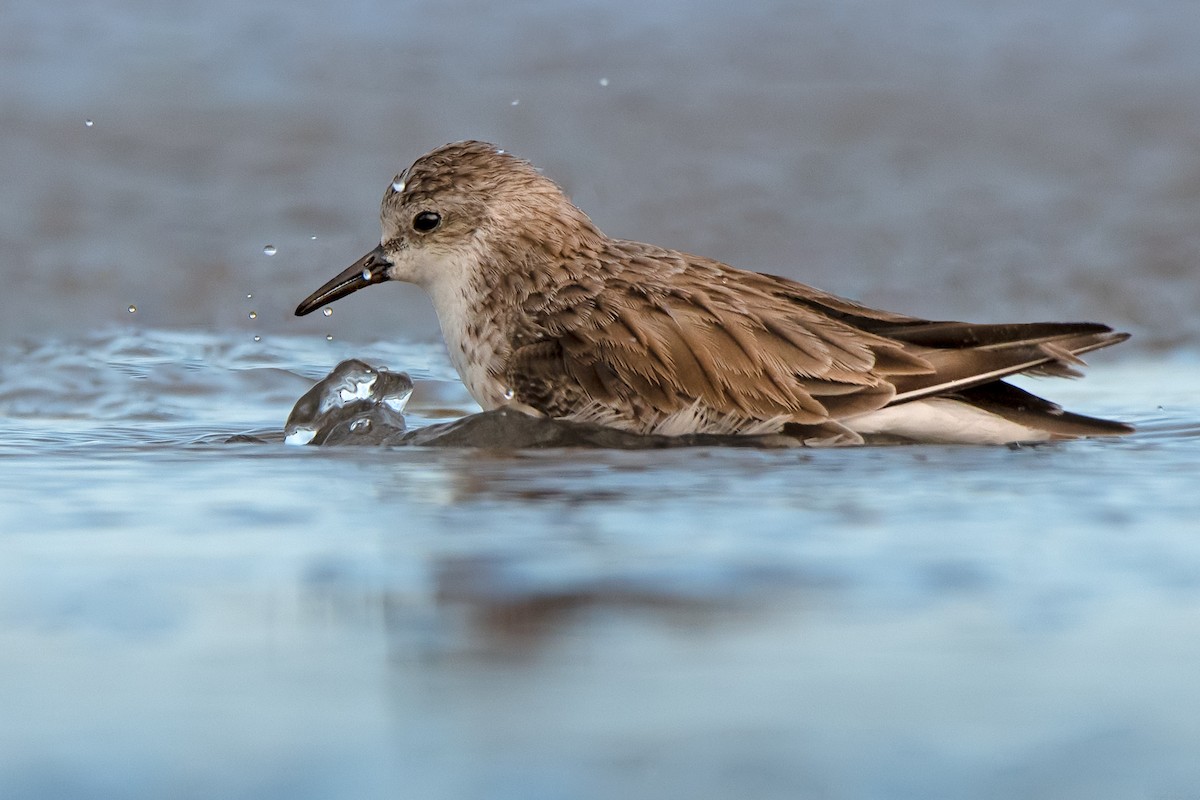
[295,140,1132,445]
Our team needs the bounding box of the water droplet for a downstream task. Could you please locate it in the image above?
[510,99,520,106]
[127,305,136,313]
[322,307,333,317]
[361,268,372,281]
[246,293,253,299]
[503,387,515,400]
[598,77,609,87]
[326,334,333,341]
[248,311,257,320]
[310,235,318,240]
[263,244,277,256]
[84,118,94,128]
[253,335,261,342]
[392,179,405,192]
[350,418,371,432]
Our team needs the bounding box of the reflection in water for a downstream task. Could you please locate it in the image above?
[304,552,759,658]
[0,329,1198,799]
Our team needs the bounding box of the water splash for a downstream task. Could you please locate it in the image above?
[283,427,316,446]
[284,359,413,446]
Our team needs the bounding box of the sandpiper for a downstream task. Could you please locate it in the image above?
[296,140,1131,445]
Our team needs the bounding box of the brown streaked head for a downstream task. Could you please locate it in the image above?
[295,140,599,317]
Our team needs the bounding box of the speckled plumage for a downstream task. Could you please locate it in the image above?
[296,140,1131,444]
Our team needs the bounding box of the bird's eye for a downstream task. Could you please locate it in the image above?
[412,211,441,232]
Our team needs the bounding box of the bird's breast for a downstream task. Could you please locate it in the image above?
[427,277,515,411]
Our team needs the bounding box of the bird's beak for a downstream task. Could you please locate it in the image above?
[295,244,393,316]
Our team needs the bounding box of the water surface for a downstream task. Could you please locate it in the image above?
[1,329,1197,799]
[4,0,1200,795]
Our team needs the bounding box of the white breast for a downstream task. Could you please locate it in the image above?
[424,266,510,410]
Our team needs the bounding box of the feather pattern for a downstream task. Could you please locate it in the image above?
[503,239,1129,437]
[295,140,1133,444]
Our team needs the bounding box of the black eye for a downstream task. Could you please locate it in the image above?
[412,211,441,232]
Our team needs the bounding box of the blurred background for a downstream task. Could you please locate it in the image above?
[4,0,1198,349]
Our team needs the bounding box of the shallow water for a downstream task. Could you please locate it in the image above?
[6,0,1200,795]
[1,328,1198,799]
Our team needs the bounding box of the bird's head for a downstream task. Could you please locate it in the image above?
[295,140,600,317]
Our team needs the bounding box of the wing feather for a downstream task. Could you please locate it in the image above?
[503,242,1127,436]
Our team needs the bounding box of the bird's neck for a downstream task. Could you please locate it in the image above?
[421,274,500,411]
[424,227,606,410]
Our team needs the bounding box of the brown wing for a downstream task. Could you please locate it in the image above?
[506,245,930,429]
[506,243,1127,432]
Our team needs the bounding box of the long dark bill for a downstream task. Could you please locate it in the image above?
[295,245,392,316]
